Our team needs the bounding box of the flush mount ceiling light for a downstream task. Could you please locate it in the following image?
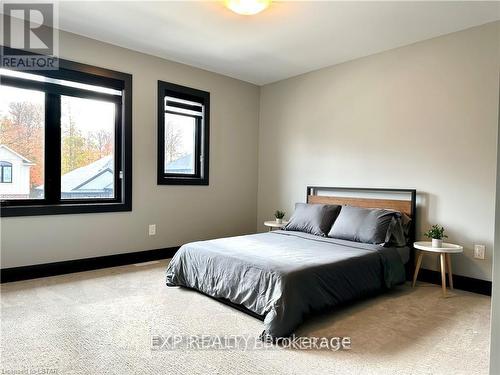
[225,0,271,15]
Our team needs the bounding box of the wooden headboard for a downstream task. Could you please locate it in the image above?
[308,195,413,216]
[306,186,416,219]
[306,186,417,252]
[307,195,413,217]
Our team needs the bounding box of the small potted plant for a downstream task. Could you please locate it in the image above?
[424,225,448,248]
[274,210,285,224]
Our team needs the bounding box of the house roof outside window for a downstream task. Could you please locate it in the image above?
[0,145,35,165]
[34,153,194,198]
[37,155,114,197]
[165,154,194,174]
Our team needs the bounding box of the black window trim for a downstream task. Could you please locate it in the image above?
[157,80,209,186]
[0,46,132,217]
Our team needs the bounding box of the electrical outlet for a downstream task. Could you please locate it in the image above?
[148,224,156,236]
[473,244,485,260]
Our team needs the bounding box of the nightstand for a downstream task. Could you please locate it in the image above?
[264,220,288,231]
[413,241,463,297]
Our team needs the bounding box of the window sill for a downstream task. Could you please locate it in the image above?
[157,176,209,186]
[0,201,132,217]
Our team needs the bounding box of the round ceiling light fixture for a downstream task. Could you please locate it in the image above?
[225,0,271,15]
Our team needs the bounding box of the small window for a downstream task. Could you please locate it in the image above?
[157,81,209,185]
[0,162,13,183]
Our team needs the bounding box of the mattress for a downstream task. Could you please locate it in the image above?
[166,230,408,338]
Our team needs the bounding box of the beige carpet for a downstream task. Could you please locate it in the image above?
[0,259,491,375]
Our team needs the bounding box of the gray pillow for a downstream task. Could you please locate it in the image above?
[284,203,341,236]
[328,206,400,245]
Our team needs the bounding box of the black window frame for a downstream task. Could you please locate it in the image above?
[0,47,132,217]
[0,162,13,183]
[157,80,209,185]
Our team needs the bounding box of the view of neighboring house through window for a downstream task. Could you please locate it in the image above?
[60,96,115,199]
[0,55,132,217]
[0,74,117,202]
[0,85,44,199]
[164,108,197,175]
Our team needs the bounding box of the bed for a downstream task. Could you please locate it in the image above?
[166,187,417,338]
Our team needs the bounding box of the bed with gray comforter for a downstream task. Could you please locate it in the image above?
[165,230,408,338]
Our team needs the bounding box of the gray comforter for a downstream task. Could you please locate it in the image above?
[166,230,407,338]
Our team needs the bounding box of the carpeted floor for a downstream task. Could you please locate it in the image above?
[0,259,491,375]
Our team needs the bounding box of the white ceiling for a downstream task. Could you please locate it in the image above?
[55,1,499,85]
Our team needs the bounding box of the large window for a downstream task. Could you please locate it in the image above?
[0,50,132,216]
[157,81,209,185]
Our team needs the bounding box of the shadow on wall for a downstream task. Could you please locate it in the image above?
[416,191,431,240]
[416,191,491,278]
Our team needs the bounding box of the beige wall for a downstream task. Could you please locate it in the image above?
[257,22,500,281]
[0,29,260,268]
[1,21,498,284]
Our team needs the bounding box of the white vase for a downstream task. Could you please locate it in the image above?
[432,238,443,248]
[275,218,282,224]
